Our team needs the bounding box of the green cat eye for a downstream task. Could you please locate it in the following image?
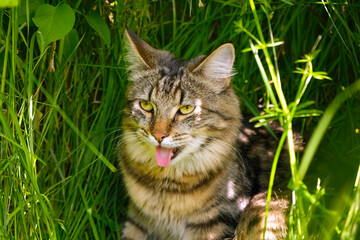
[179,105,194,115]
[140,100,153,112]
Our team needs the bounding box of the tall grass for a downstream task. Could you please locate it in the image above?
[1,0,359,239]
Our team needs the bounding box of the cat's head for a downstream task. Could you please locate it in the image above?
[121,29,241,170]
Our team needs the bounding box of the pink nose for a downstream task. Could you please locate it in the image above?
[152,121,168,143]
[153,132,166,142]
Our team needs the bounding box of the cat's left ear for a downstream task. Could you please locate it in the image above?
[191,43,235,92]
[124,29,158,71]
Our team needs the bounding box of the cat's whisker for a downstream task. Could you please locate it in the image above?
[209,135,243,158]
[106,129,124,143]
[116,132,141,145]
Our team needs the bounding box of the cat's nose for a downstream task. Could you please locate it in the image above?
[152,121,168,143]
[153,132,166,143]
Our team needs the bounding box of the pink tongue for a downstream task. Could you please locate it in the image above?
[156,146,173,167]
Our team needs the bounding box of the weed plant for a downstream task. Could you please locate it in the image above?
[0,0,359,239]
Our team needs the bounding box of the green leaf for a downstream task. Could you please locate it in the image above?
[32,3,75,45]
[294,109,323,118]
[310,49,321,59]
[0,0,19,8]
[253,117,280,128]
[293,67,306,74]
[312,71,332,80]
[242,40,284,53]
[295,59,308,63]
[35,31,45,53]
[291,100,316,110]
[86,10,111,47]
[63,29,79,60]
[18,0,45,25]
[250,113,278,122]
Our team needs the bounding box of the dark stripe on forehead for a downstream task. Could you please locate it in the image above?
[163,75,175,94]
[157,64,186,95]
[159,57,187,75]
[179,89,185,105]
[164,73,183,95]
[172,79,183,102]
[154,77,160,97]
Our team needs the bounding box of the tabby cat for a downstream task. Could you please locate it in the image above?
[118,29,292,240]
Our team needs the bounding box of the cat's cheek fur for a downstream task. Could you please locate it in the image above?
[123,131,155,164]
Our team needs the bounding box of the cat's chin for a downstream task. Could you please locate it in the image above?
[167,146,194,167]
[156,146,183,167]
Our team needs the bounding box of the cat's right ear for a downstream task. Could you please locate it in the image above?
[190,43,235,93]
[124,29,158,70]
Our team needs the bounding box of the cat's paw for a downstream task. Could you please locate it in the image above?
[235,192,288,240]
[121,220,148,240]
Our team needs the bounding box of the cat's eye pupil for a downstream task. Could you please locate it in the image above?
[179,105,194,115]
[140,100,153,112]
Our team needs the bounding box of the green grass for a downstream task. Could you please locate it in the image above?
[1,0,359,239]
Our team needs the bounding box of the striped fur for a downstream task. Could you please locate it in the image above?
[118,29,297,239]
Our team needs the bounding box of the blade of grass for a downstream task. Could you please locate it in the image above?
[298,79,360,181]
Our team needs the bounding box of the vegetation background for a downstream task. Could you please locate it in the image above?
[0,0,359,239]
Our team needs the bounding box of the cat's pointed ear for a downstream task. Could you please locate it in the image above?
[191,43,235,91]
[124,29,158,70]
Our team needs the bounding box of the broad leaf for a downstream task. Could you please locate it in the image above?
[63,29,79,60]
[32,3,75,45]
[35,31,46,53]
[18,0,45,25]
[86,10,111,47]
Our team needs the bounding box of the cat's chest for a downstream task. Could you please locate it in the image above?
[124,171,215,216]
[121,160,227,219]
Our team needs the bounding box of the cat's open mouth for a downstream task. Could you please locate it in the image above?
[155,146,184,167]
